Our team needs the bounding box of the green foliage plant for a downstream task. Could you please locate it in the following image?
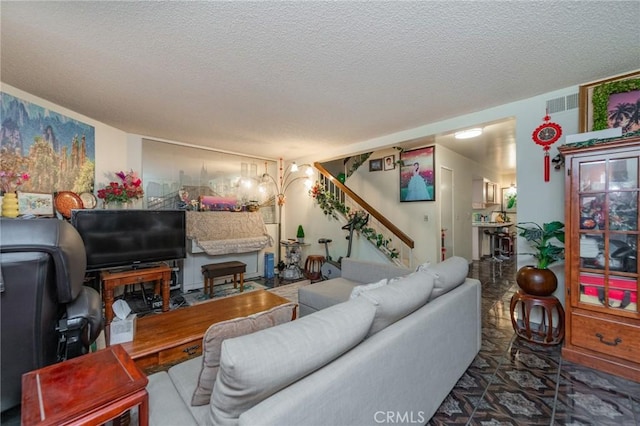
[516,221,565,269]
[592,77,640,131]
[297,225,305,238]
[308,182,399,258]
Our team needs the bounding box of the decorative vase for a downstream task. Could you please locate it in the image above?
[104,200,132,210]
[1,192,20,218]
[516,265,558,297]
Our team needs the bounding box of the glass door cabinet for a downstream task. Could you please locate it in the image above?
[559,135,639,382]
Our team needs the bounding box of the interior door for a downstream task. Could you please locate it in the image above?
[440,167,454,260]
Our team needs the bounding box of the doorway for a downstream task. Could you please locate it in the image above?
[440,166,454,260]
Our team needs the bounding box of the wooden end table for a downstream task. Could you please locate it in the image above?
[21,345,148,426]
[101,265,172,326]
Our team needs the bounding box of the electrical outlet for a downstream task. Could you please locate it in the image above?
[423,214,429,222]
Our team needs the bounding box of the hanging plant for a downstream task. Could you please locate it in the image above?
[347,153,372,178]
[308,181,349,219]
[308,182,399,258]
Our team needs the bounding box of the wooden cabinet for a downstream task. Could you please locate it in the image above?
[472,178,499,208]
[559,135,640,382]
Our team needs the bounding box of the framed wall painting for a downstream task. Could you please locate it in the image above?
[0,92,95,194]
[501,187,517,212]
[384,155,396,170]
[578,70,640,132]
[199,195,238,211]
[399,146,435,202]
[369,158,383,172]
[17,191,55,217]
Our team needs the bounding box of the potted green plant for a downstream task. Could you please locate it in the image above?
[296,225,305,243]
[515,221,565,296]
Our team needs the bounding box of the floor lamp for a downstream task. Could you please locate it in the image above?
[259,159,314,267]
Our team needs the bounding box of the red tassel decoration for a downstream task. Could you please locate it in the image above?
[544,151,550,182]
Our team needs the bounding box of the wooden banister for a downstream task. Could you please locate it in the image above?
[314,162,415,249]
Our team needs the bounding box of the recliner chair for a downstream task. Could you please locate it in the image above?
[0,218,103,413]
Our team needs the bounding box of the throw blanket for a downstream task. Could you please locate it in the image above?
[185,211,273,255]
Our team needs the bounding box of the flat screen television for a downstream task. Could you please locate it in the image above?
[70,209,186,271]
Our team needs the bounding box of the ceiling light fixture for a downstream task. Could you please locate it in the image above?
[454,128,483,139]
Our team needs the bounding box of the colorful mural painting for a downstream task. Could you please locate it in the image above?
[0,92,95,194]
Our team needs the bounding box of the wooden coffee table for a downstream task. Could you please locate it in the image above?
[120,290,295,373]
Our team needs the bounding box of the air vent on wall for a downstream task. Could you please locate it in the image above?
[566,93,579,110]
[546,93,579,114]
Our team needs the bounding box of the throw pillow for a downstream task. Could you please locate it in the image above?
[209,297,376,426]
[360,270,435,336]
[349,278,387,299]
[421,256,469,301]
[190,302,296,406]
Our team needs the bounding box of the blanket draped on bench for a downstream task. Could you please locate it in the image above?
[185,211,273,255]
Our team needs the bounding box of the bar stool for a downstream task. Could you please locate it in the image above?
[495,231,512,260]
[483,229,503,276]
[499,232,515,256]
[304,255,325,282]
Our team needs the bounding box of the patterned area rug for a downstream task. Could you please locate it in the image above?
[182,281,267,306]
[267,280,311,307]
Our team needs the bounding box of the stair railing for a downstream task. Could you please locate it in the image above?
[314,162,415,268]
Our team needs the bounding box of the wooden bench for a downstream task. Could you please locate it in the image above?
[201,261,246,296]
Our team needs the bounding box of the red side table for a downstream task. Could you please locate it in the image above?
[510,290,565,345]
[22,345,148,426]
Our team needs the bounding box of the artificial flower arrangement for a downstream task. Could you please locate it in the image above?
[96,170,144,204]
[0,170,30,194]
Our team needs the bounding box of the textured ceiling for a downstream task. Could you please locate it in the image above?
[1,1,639,173]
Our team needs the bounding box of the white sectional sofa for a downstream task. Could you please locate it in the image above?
[146,256,481,425]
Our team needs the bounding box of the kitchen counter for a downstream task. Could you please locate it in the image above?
[472,222,513,260]
[472,222,513,227]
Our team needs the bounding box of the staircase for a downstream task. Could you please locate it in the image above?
[314,162,415,268]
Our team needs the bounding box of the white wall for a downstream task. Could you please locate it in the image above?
[287,86,580,298]
[3,80,579,294]
[1,83,132,189]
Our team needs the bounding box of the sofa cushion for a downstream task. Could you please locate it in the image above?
[209,297,376,426]
[341,258,411,283]
[298,277,358,312]
[190,302,296,406]
[417,256,469,301]
[349,278,387,299]
[147,372,199,426]
[360,270,435,335]
[166,357,210,425]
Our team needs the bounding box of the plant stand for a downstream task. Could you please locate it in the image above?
[510,290,565,345]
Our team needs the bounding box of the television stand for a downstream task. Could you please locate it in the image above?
[101,265,171,328]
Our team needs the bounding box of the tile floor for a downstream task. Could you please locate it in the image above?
[3,258,638,426]
[429,258,640,426]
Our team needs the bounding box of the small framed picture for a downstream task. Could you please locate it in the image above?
[384,155,396,170]
[17,191,55,216]
[369,159,383,172]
